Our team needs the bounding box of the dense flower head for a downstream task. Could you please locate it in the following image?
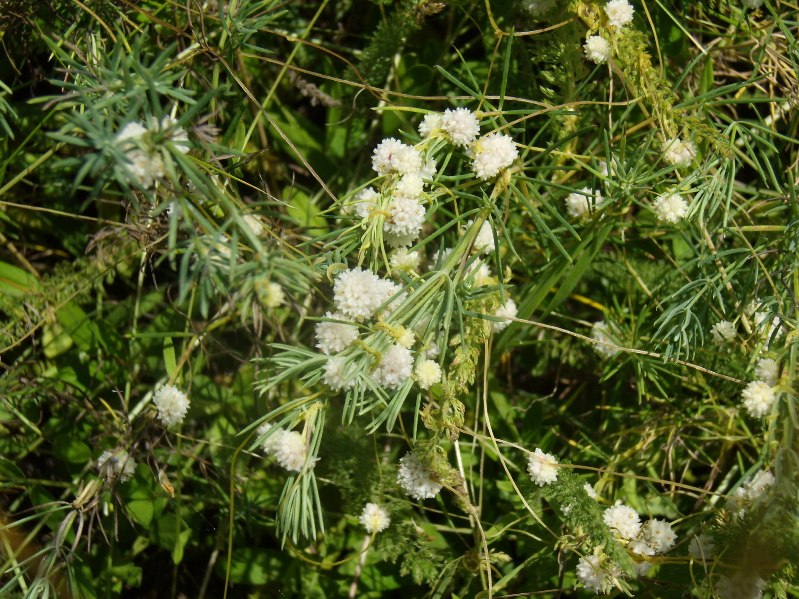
[323,356,356,391]
[97,449,136,482]
[471,220,496,253]
[372,138,422,175]
[152,384,190,427]
[359,503,390,533]
[397,451,442,500]
[639,519,677,553]
[755,358,779,386]
[527,448,558,486]
[603,501,641,540]
[374,343,414,390]
[576,552,620,593]
[418,113,442,138]
[440,107,480,147]
[390,248,420,272]
[351,187,379,219]
[384,196,426,239]
[415,359,442,389]
[315,312,359,355]
[604,0,635,28]
[654,192,689,223]
[584,483,598,499]
[741,380,777,417]
[394,174,425,199]
[566,187,601,219]
[663,137,696,167]
[272,430,311,472]
[492,299,518,332]
[159,116,190,154]
[728,469,775,513]
[333,267,399,321]
[584,36,612,64]
[711,320,736,344]
[471,133,518,180]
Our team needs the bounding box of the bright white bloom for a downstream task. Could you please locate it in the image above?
[418,113,442,138]
[525,0,556,15]
[441,107,480,147]
[257,422,280,453]
[159,116,190,153]
[359,503,390,533]
[716,573,766,599]
[372,138,422,175]
[728,469,775,513]
[629,538,656,557]
[604,0,635,28]
[469,220,496,253]
[492,299,518,333]
[396,327,416,349]
[566,187,601,219]
[689,533,715,561]
[663,137,696,167]
[639,519,677,553]
[390,248,420,272]
[256,280,285,309]
[741,380,777,417]
[323,355,355,391]
[584,483,598,499]
[373,343,414,390]
[152,384,190,427]
[470,133,518,180]
[592,320,621,356]
[97,449,136,482]
[384,196,426,239]
[415,359,442,389]
[527,448,558,486]
[603,501,641,540]
[243,214,264,237]
[333,267,398,321]
[654,192,689,223]
[755,358,779,386]
[752,309,783,340]
[584,36,612,64]
[397,451,442,500]
[424,340,440,359]
[272,430,309,472]
[419,157,438,180]
[711,320,736,344]
[122,149,164,189]
[315,312,359,355]
[395,173,425,199]
[117,121,148,142]
[576,553,619,593]
[351,187,379,219]
[742,0,764,8]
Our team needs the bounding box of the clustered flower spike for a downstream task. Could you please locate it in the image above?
[654,192,689,223]
[397,451,443,500]
[727,469,774,514]
[566,187,601,219]
[710,320,736,344]
[115,117,190,188]
[584,36,612,64]
[527,448,558,486]
[755,358,779,386]
[372,138,422,176]
[373,343,414,390]
[152,384,190,427]
[492,299,518,333]
[415,359,442,390]
[663,137,696,167]
[315,312,359,355]
[576,551,620,593]
[263,429,316,473]
[323,355,355,392]
[470,133,518,180]
[604,0,635,28]
[440,108,481,147]
[741,380,777,417]
[333,267,400,321]
[97,449,136,482]
[359,503,391,533]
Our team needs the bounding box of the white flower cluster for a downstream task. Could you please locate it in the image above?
[663,137,696,167]
[710,320,736,344]
[372,138,422,176]
[469,220,496,254]
[115,117,190,188]
[374,343,414,390]
[333,267,400,321]
[740,380,777,418]
[397,451,443,500]
[754,357,779,386]
[601,501,677,578]
[604,0,635,28]
[603,501,641,540]
[152,384,190,427]
[576,551,621,594]
[440,107,481,147]
[727,469,774,514]
[566,187,601,219]
[315,312,359,355]
[584,36,612,64]
[527,448,558,486]
[492,299,518,333]
[97,448,136,482]
[359,503,390,534]
[470,132,518,180]
[261,424,316,473]
[653,192,689,223]
[415,359,442,389]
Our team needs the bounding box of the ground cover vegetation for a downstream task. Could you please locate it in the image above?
[1,0,798,597]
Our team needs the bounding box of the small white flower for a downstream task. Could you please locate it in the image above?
[492,299,518,332]
[390,248,421,272]
[396,327,416,349]
[419,157,438,180]
[384,196,426,239]
[663,137,696,167]
[584,483,598,499]
[333,267,399,321]
[415,359,442,390]
[256,280,285,309]
[639,519,677,554]
[394,174,425,199]
[323,355,355,392]
[592,320,621,356]
[372,138,422,175]
[741,380,777,417]
[584,36,612,64]
[469,220,496,253]
[97,449,136,482]
[350,187,379,219]
[440,107,480,147]
[152,384,190,427]
[603,501,641,540]
[755,358,779,386]
[527,448,558,486]
[315,312,359,355]
[418,113,442,138]
[257,422,280,453]
[243,214,264,237]
[159,116,190,153]
[272,430,310,472]
[117,121,148,143]
[604,0,635,28]
[710,320,736,344]
[397,451,442,500]
[576,552,619,594]
[629,538,656,557]
[728,469,775,513]
[566,187,601,219]
[373,343,414,390]
[359,503,390,533]
[470,133,518,180]
[654,192,689,223]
